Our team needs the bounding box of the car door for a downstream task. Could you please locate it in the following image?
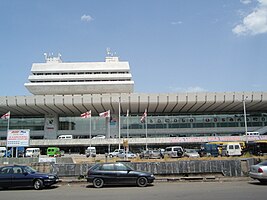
[11,166,33,187]
[115,163,136,184]
[97,164,117,184]
[0,166,13,188]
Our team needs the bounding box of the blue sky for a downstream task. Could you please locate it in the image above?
[1,0,267,96]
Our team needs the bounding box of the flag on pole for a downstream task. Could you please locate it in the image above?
[1,111,10,119]
[99,110,110,118]
[81,110,91,118]
[140,109,147,123]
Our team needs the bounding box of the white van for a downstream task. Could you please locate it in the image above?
[25,148,40,157]
[58,135,73,139]
[0,147,7,157]
[245,132,260,136]
[165,146,184,158]
[85,147,96,157]
[221,143,242,156]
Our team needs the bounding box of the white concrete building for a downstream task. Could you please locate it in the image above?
[24,53,134,95]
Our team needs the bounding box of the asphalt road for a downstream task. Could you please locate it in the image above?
[0,181,266,200]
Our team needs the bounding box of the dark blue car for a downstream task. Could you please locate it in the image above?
[0,165,59,190]
[87,162,155,188]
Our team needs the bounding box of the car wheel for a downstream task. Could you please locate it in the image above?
[137,177,148,187]
[93,178,104,188]
[109,155,113,158]
[33,179,44,190]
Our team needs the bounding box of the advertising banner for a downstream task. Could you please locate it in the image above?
[6,129,30,147]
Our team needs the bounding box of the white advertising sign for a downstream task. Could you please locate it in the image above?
[38,157,56,163]
[6,129,30,147]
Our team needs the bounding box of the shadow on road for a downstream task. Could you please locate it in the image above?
[86,184,154,189]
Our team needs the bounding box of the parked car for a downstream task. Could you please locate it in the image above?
[0,165,59,190]
[86,162,155,188]
[221,143,242,156]
[85,147,96,157]
[58,135,73,139]
[47,147,61,157]
[117,151,137,159]
[92,135,106,139]
[184,149,200,158]
[165,146,184,158]
[139,150,164,159]
[249,160,267,184]
[25,148,40,157]
[199,143,219,157]
[108,149,124,157]
[0,147,7,157]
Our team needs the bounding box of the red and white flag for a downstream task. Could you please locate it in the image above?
[140,109,147,122]
[1,111,10,119]
[81,110,91,118]
[99,110,110,118]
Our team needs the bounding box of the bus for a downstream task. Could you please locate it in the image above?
[47,147,61,157]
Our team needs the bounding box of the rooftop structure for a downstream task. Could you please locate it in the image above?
[24,51,134,95]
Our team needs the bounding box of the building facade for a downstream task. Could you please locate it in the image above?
[1,53,267,149]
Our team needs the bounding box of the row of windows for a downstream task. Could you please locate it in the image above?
[1,115,266,132]
[30,79,132,83]
[126,122,267,129]
[33,71,130,75]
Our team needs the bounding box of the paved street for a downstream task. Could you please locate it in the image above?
[0,181,266,200]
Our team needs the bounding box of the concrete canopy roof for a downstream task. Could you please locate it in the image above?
[0,92,267,116]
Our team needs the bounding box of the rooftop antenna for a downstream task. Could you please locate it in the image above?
[43,52,62,63]
[44,53,48,61]
[106,47,112,56]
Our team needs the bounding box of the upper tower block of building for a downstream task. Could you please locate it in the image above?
[24,50,134,95]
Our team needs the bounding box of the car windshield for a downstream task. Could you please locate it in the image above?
[24,166,37,173]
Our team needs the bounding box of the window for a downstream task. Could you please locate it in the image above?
[13,167,23,174]
[100,164,115,171]
[0,167,12,174]
[235,145,240,149]
[229,145,234,150]
[115,163,129,171]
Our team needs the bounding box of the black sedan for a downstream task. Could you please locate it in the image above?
[0,165,59,190]
[87,162,155,188]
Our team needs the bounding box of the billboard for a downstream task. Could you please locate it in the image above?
[6,129,30,147]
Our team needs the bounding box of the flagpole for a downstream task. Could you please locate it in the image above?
[118,102,121,150]
[108,110,110,153]
[89,115,92,147]
[126,109,129,158]
[6,113,10,158]
[145,111,148,150]
[127,109,129,138]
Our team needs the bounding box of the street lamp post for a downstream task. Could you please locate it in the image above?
[243,99,248,135]
[242,96,249,144]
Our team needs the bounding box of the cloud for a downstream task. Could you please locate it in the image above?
[81,14,94,22]
[240,0,252,4]
[233,0,267,35]
[170,86,207,93]
[171,21,183,25]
